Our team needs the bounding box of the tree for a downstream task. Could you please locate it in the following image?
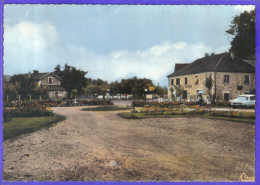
[226,9,255,59]
[205,76,213,97]
[237,85,244,95]
[9,74,37,100]
[3,77,19,101]
[85,84,104,98]
[54,64,87,99]
[173,85,183,102]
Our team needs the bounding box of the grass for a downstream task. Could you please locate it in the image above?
[3,115,66,140]
[117,112,255,124]
[82,105,131,111]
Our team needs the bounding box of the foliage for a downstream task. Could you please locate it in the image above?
[3,77,19,101]
[205,76,213,92]
[54,64,87,99]
[237,85,244,94]
[226,9,255,59]
[9,74,37,99]
[4,101,53,120]
[82,106,130,111]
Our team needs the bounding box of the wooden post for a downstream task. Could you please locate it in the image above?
[40,95,42,101]
[30,95,31,101]
[18,95,20,101]
[7,95,8,102]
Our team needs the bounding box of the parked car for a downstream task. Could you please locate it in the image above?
[229,94,255,109]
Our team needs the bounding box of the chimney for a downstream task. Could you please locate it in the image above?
[231,51,235,60]
[33,70,39,74]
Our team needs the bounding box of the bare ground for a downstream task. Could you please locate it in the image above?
[3,106,255,181]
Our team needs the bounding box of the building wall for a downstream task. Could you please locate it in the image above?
[214,72,255,101]
[48,91,67,99]
[38,74,61,86]
[168,71,255,102]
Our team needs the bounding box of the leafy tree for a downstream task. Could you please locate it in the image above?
[34,86,49,100]
[85,84,104,97]
[9,74,37,99]
[3,77,19,101]
[205,76,213,96]
[173,85,184,100]
[226,9,255,59]
[237,85,244,95]
[54,64,87,99]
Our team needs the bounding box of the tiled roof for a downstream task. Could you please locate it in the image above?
[167,53,255,77]
[174,64,190,73]
[31,73,50,80]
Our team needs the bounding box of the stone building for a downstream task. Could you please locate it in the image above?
[167,53,255,102]
[30,70,67,99]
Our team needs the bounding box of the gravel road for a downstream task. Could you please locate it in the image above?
[3,106,255,181]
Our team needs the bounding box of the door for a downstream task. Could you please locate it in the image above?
[55,91,58,99]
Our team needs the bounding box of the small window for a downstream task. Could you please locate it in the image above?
[171,79,174,86]
[185,77,188,85]
[224,75,230,84]
[176,78,180,85]
[48,77,53,84]
[183,90,187,99]
[244,75,250,84]
[224,93,230,101]
[195,76,199,85]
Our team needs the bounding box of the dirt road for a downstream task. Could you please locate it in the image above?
[3,106,255,181]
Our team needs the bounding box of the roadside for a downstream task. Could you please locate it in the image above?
[3,106,255,181]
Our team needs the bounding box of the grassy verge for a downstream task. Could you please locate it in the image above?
[82,106,131,111]
[3,115,66,140]
[117,112,255,124]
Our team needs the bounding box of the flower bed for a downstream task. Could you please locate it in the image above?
[208,111,255,119]
[4,101,53,122]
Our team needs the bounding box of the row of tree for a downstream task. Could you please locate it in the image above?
[4,64,167,101]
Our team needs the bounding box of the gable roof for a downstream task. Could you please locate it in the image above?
[174,64,190,73]
[31,72,62,81]
[167,53,255,77]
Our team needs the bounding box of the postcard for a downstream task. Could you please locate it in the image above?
[1,2,257,182]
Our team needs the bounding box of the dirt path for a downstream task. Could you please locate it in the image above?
[3,106,255,181]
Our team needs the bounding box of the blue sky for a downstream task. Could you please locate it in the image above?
[3,5,255,86]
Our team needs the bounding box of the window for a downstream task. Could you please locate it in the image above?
[185,77,188,85]
[183,90,187,99]
[223,93,230,101]
[48,77,53,84]
[195,76,199,85]
[176,78,180,85]
[224,75,230,84]
[244,75,250,84]
[171,79,174,86]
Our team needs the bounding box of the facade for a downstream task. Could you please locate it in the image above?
[31,71,67,99]
[167,53,255,102]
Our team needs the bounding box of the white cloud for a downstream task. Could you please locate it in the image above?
[233,5,255,13]
[69,41,227,86]
[4,21,230,86]
[4,21,59,73]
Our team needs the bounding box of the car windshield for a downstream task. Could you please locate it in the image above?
[236,96,247,101]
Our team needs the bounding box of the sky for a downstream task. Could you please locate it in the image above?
[3,4,255,86]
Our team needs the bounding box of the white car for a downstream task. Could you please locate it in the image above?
[230,94,255,108]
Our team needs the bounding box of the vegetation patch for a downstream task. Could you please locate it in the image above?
[118,112,255,124]
[82,106,131,111]
[3,115,66,140]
